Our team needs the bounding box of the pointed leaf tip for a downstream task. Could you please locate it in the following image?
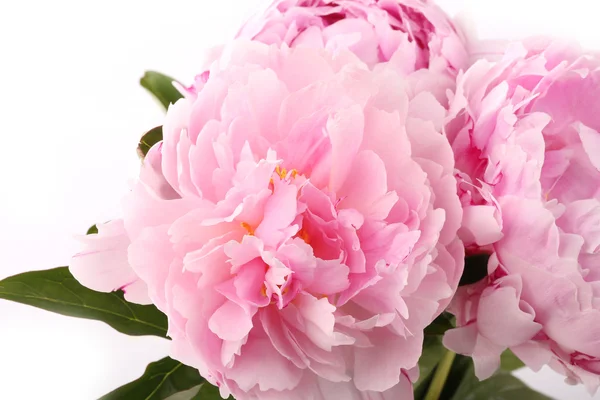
[100,357,208,400]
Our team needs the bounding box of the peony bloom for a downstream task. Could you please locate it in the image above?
[71,40,463,399]
[236,0,468,76]
[443,38,600,393]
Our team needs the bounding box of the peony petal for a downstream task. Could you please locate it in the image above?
[460,205,503,246]
[477,276,542,347]
[337,150,390,218]
[70,220,150,304]
[577,123,600,171]
[327,105,365,193]
[228,336,303,392]
[354,330,422,392]
[208,300,254,342]
[310,259,350,295]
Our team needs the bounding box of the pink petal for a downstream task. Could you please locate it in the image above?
[208,300,255,341]
[354,330,422,392]
[327,105,365,193]
[477,277,542,347]
[70,220,150,305]
[577,123,600,171]
[228,337,303,392]
[461,205,504,246]
[337,150,391,218]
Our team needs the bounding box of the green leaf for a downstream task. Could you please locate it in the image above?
[191,383,234,400]
[0,267,168,337]
[87,224,98,235]
[435,355,552,400]
[137,126,163,158]
[100,357,206,400]
[500,349,525,372]
[459,254,490,286]
[163,386,202,400]
[451,370,552,400]
[140,71,183,110]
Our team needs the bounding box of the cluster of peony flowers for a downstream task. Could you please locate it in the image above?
[70,0,600,399]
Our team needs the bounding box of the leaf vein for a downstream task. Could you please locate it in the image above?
[111,291,137,318]
[145,364,183,400]
[0,292,165,332]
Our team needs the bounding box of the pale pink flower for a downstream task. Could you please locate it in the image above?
[443,38,600,393]
[72,40,463,399]
[236,0,468,76]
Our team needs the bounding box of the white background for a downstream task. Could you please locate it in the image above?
[1,0,599,399]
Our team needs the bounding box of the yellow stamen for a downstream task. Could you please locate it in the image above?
[298,229,310,244]
[260,284,267,297]
[241,222,255,236]
[275,165,288,180]
[290,169,298,179]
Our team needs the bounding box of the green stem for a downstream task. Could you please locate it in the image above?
[423,349,456,400]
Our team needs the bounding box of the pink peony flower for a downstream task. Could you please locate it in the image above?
[443,38,600,393]
[236,0,468,76]
[71,40,463,399]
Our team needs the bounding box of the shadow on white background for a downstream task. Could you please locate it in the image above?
[0,0,599,398]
